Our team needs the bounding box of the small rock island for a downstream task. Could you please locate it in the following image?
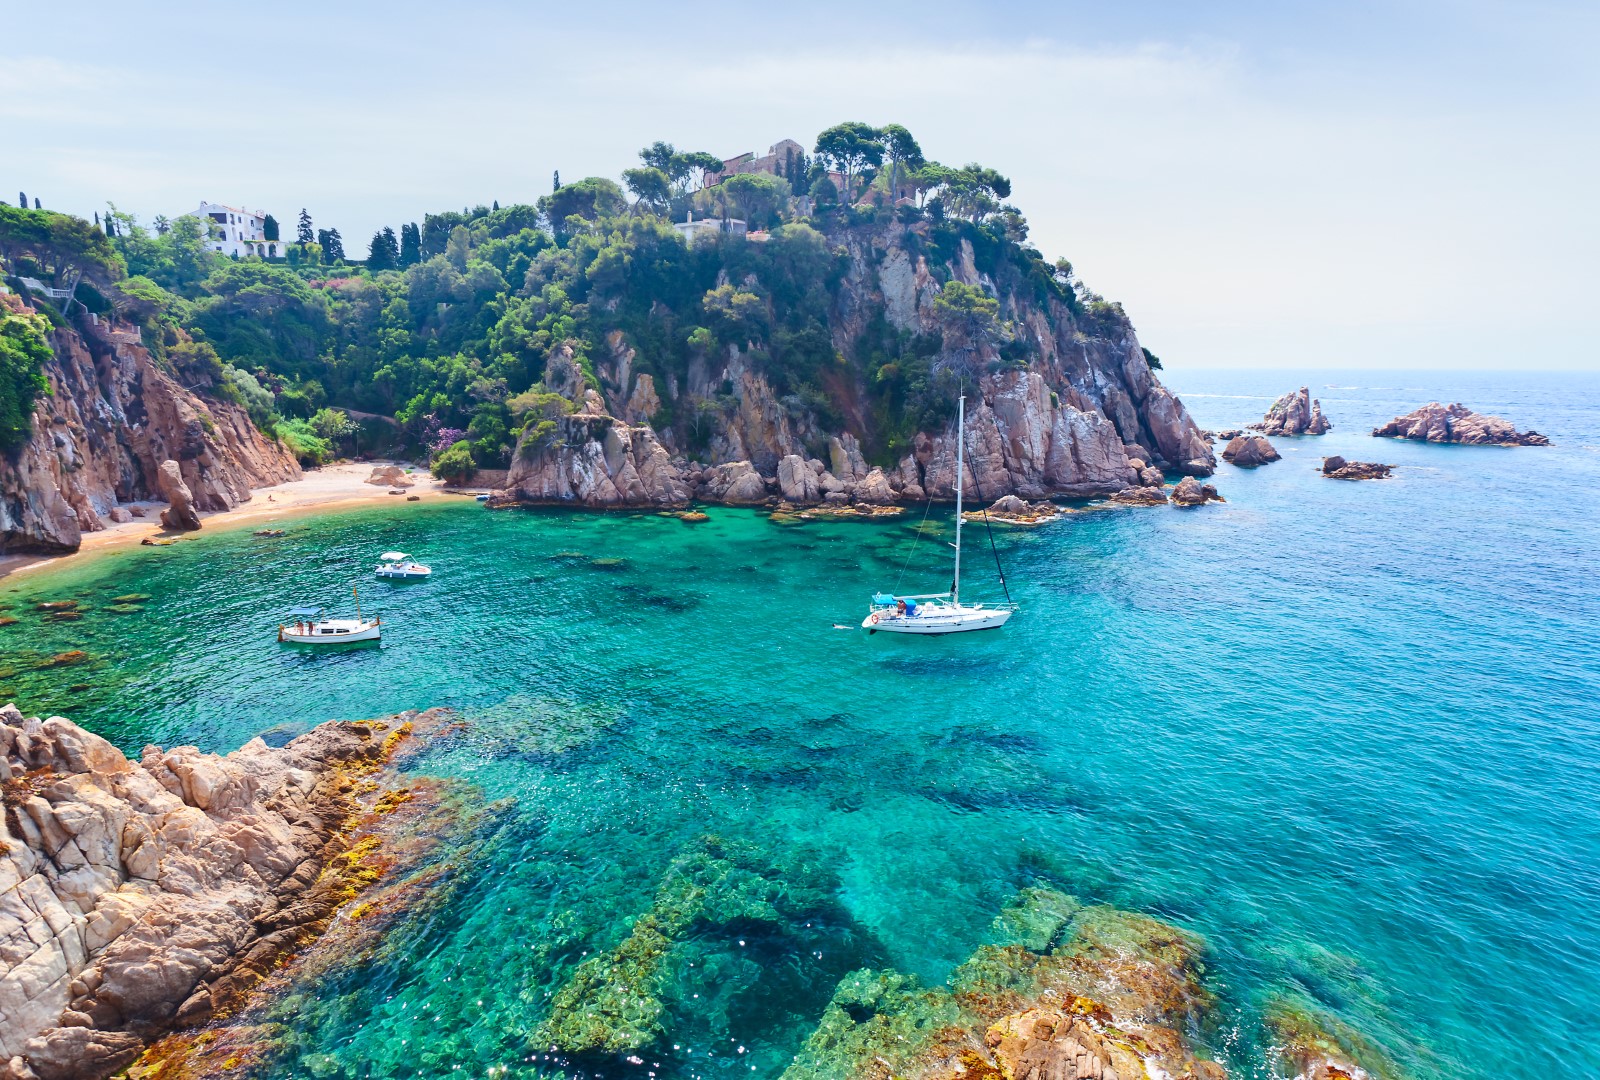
[1373,402,1549,446]
[1222,432,1281,467]
[1254,387,1331,436]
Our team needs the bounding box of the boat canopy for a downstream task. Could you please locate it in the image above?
[379,551,409,561]
[286,606,323,617]
[871,593,898,606]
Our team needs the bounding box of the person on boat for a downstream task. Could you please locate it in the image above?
[896,599,907,617]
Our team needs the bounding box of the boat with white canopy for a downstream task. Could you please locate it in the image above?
[376,551,432,579]
[863,395,1016,635]
[278,590,381,643]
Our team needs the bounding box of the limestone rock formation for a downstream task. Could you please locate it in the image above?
[1372,402,1549,446]
[364,465,414,488]
[154,460,200,532]
[1170,476,1224,506]
[777,455,821,503]
[1322,456,1393,480]
[1256,387,1331,435]
[503,414,691,506]
[0,299,299,555]
[494,221,1211,509]
[0,704,430,1080]
[1222,433,1282,468]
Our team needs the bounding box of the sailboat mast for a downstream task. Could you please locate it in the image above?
[953,395,964,606]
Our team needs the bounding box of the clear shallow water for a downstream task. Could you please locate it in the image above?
[3,369,1599,1079]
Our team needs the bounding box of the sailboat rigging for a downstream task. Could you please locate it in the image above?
[862,395,1017,635]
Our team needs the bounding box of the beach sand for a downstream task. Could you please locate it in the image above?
[0,462,480,580]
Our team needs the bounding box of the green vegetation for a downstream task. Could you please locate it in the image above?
[0,307,53,449]
[0,124,1129,471]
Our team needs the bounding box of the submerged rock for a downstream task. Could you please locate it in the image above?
[1372,403,1549,446]
[0,704,438,1080]
[1256,387,1332,435]
[782,888,1229,1080]
[1222,433,1282,467]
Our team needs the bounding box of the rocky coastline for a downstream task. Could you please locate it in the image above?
[0,295,300,556]
[1372,403,1548,446]
[0,705,437,1080]
[486,226,1214,513]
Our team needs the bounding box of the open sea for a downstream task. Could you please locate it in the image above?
[2,369,1597,1079]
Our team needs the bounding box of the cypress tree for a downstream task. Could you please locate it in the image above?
[33,198,40,209]
[553,170,560,192]
[493,199,499,211]
[17,192,24,209]
[399,222,422,267]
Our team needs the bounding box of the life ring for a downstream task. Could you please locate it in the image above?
[869,613,880,624]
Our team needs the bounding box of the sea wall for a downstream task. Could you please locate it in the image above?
[0,297,300,555]
[0,705,430,1080]
[501,224,1213,509]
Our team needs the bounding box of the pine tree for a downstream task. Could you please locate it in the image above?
[297,208,313,246]
[399,222,422,267]
[319,228,345,262]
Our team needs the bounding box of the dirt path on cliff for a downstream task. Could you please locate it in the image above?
[0,462,476,580]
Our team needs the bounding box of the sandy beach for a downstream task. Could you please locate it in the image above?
[0,462,479,581]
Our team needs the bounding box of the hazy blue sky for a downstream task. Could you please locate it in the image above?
[5,1,1596,370]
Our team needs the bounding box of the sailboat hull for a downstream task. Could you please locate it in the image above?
[863,608,1013,635]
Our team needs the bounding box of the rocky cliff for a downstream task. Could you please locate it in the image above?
[501,224,1213,509]
[0,295,299,555]
[0,705,431,1080]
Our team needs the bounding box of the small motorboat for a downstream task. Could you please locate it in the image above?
[278,599,381,644]
[376,551,432,579]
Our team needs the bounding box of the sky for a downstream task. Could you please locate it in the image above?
[4,0,1597,371]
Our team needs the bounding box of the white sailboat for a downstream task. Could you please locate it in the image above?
[863,395,1016,635]
[278,589,381,643]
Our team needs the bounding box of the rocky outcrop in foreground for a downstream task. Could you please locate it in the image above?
[0,296,300,554]
[0,705,431,1080]
[1372,403,1548,446]
[1255,387,1331,436]
[1222,433,1281,467]
[780,887,1386,1080]
[1322,456,1393,481]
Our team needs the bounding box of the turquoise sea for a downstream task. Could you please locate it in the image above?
[2,370,1598,1079]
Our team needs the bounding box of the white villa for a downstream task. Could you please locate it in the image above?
[196,201,283,258]
[671,211,747,247]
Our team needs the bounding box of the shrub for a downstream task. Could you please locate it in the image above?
[276,417,334,465]
[430,438,475,480]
